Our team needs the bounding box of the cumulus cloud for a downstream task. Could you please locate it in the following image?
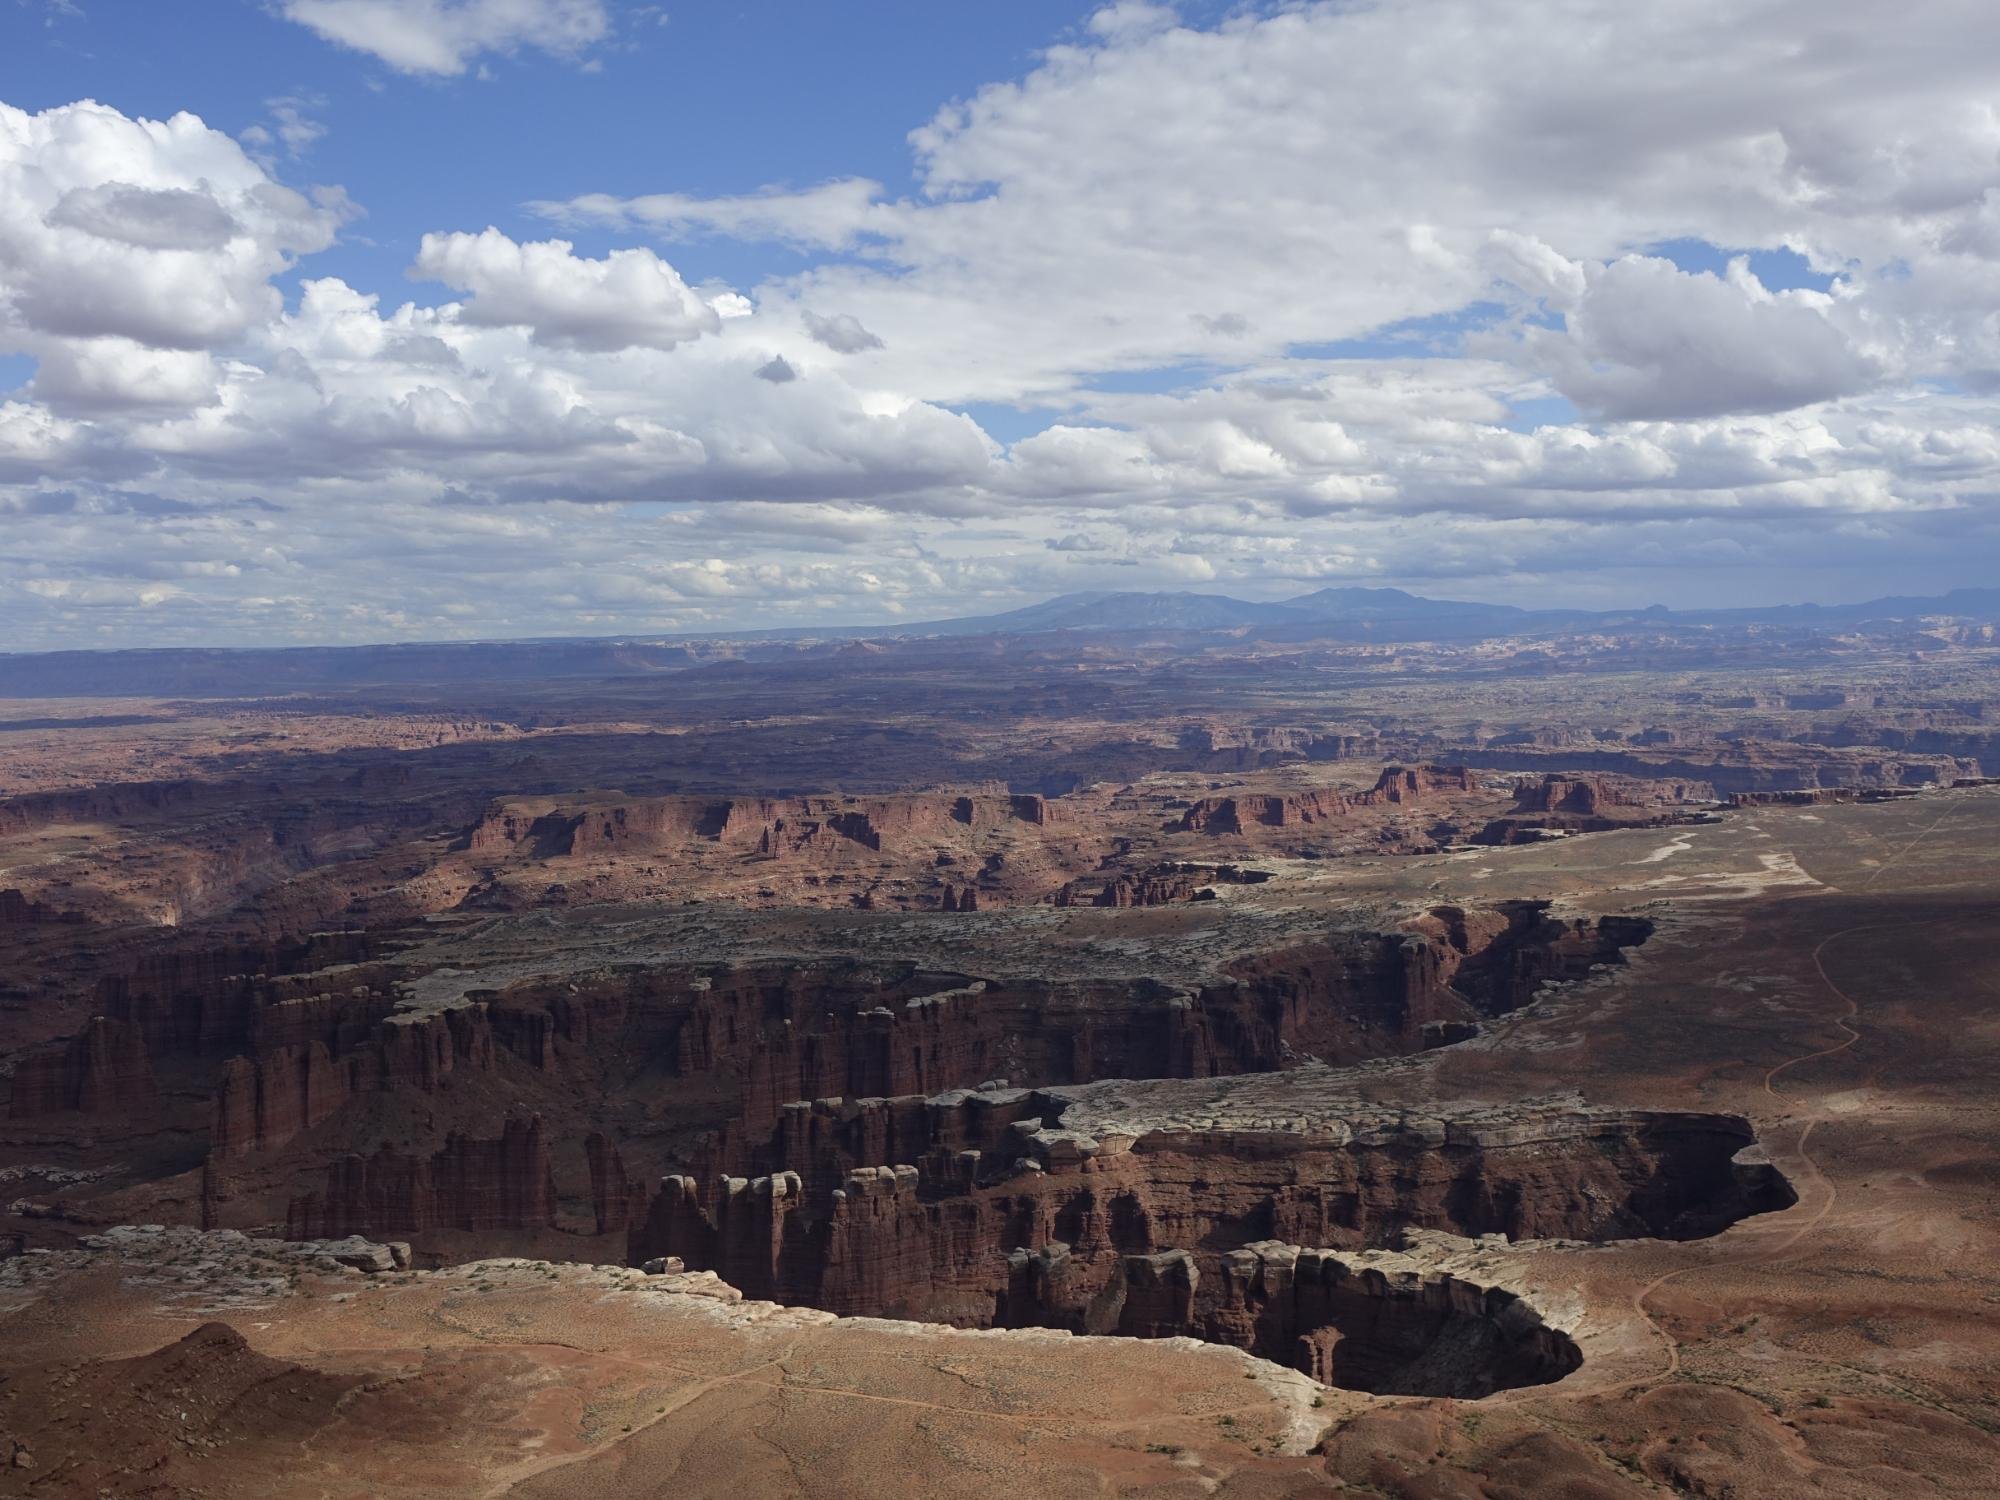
[558,0,2000,411]
[409,229,721,350]
[44,184,243,250]
[1498,252,1883,420]
[277,0,609,76]
[9,3,2000,644]
[29,338,220,413]
[0,100,340,352]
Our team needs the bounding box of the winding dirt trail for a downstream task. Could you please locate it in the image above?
[1613,906,1931,1392]
[1580,800,1967,1396]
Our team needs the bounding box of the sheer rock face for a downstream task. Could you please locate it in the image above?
[201,924,1487,1173]
[7,1017,158,1118]
[0,778,218,836]
[1510,773,1715,815]
[95,932,383,1055]
[1200,1243,1582,1396]
[1059,870,1206,908]
[48,897,1656,1258]
[1468,772,1720,844]
[41,897,1651,1262]
[585,1132,646,1235]
[284,1115,555,1239]
[209,1006,494,1157]
[1453,744,1976,793]
[999,1237,1580,1396]
[0,888,82,926]
[1727,786,1926,807]
[459,789,1061,862]
[630,1090,1792,1332]
[1178,764,1478,833]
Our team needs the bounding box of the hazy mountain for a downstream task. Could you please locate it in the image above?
[1,585,1995,698]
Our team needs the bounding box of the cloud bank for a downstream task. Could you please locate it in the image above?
[4,1,2000,644]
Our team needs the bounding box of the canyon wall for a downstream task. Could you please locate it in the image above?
[7,1017,158,1118]
[37,900,1652,1259]
[631,1097,1791,1343]
[1177,765,1477,834]
[281,1115,556,1239]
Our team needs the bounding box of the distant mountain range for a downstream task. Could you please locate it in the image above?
[884,584,2000,641]
[903,586,1530,637]
[900,586,1537,638]
[1,584,1996,698]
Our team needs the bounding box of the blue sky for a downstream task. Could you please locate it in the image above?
[6,2,1127,304]
[2,0,1999,645]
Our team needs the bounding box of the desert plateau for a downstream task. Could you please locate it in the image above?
[3,598,1999,1497]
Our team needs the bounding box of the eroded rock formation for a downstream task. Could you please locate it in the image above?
[632,1096,1792,1336]
[1178,765,1478,834]
[283,1115,555,1239]
[7,1017,158,1118]
[30,894,1659,1256]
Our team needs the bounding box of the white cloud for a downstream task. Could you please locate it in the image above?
[1500,252,1883,420]
[553,0,2000,412]
[278,0,609,76]
[0,100,340,353]
[10,3,2000,644]
[44,184,242,250]
[537,178,886,251]
[1087,3,1179,44]
[409,229,721,351]
[240,95,328,165]
[29,337,220,413]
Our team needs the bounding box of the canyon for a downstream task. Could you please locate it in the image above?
[4,624,2000,1495]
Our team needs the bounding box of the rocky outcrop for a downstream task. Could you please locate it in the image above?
[1418,902,1653,1014]
[1454,745,1973,794]
[1365,764,1479,803]
[586,1132,646,1236]
[1050,863,1274,909]
[1509,773,1714,814]
[95,933,382,1055]
[0,888,84,926]
[1178,766,1477,834]
[1200,1243,1581,1396]
[1059,869,1210,907]
[7,1018,158,1118]
[284,1115,556,1239]
[632,1092,1792,1333]
[459,789,1066,863]
[1727,787,1922,807]
[209,1006,496,1157]
[1468,774,1719,844]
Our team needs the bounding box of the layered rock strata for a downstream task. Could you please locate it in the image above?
[631,1086,1792,1356]
[7,1018,158,1118]
[1177,765,1477,834]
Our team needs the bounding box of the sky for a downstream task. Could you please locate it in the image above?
[3,0,2000,647]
